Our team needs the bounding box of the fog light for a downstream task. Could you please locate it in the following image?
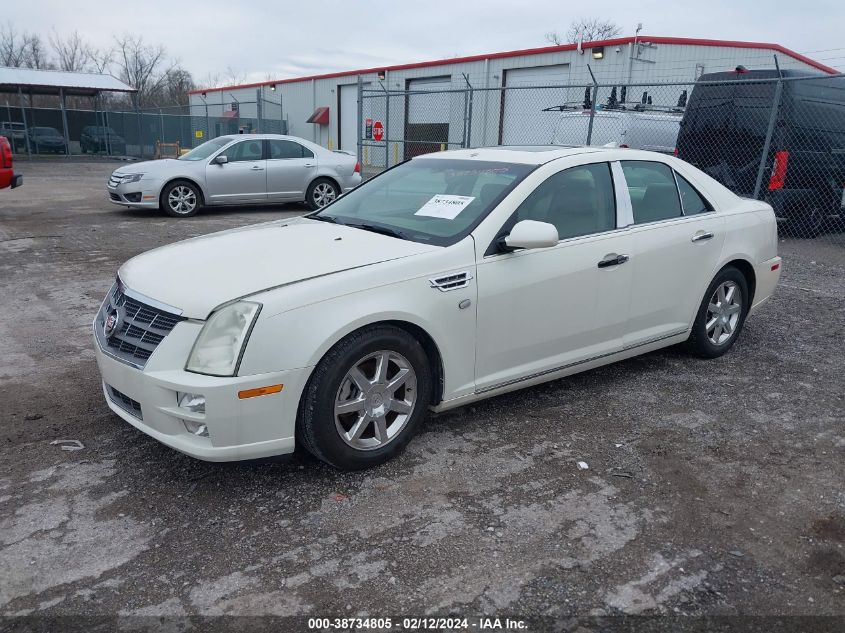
[182,418,209,437]
[178,392,206,414]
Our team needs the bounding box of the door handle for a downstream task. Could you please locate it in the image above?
[304,163,316,168]
[250,165,264,171]
[597,254,629,268]
[691,232,714,242]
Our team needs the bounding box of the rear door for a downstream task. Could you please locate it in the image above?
[266,139,316,201]
[205,139,267,204]
[619,160,725,346]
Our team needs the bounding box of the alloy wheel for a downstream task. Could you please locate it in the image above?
[168,186,197,214]
[334,350,417,450]
[706,281,742,345]
[312,182,337,208]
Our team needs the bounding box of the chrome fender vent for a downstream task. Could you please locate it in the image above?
[429,271,473,292]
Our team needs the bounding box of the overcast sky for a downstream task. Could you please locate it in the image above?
[6,0,844,85]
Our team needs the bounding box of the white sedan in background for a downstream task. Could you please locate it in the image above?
[93,146,781,470]
[106,134,361,217]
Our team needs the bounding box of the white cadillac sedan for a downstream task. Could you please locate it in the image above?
[106,134,361,217]
[93,147,781,470]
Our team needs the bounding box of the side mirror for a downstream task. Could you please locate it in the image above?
[502,220,559,251]
[213,154,228,165]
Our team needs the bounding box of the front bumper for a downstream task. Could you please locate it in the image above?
[93,321,308,461]
[107,181,160,209]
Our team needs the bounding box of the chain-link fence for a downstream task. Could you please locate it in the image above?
[0,98,286,160]
[359,73,845,241]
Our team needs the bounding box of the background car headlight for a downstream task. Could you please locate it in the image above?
[186,301,261,377]
[120,173,144,184]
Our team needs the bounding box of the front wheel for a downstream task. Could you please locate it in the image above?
[306,178,339,210]
[297,325,432,470]
[685,266,749,359]
[161,180,201,218]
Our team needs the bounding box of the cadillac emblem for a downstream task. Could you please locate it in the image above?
[104,308,123,339]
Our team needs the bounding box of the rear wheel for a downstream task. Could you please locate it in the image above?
[306,178,339,210]
[297,325,432,470]
[161,180,201,218]
[685,266,749,359]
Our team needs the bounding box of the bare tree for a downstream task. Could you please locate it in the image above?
[25,33,50,69]
[88,46,114,74]
[224,66,247,86]
[161,67,195,106]
[113,34,176,106]
[50,29,91,72]
[545,17,621,45]
[0,22,34,67]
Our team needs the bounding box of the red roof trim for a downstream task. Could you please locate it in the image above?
[188,35,838,95]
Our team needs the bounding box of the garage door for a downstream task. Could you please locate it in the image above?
[339,82,371,154]
[406,76,452,159]
[501,64,571,145]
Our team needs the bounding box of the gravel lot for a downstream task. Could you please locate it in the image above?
[0,161,843,626]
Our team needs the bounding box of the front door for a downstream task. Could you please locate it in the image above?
[618,160,726,346]
[205,139,267,204]
[474,161,633,391]
[265,139,316,201]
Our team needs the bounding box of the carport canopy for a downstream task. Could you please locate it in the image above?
[0,67,135,97]
[0,67,136,156]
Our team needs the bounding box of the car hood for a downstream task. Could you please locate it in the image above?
[118,217,439,319]
[115,159,186,175]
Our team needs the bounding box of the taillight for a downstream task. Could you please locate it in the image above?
[768,150,789,190]
[0,139,11,169]
[673,147,679,157]
[354,161,360,174]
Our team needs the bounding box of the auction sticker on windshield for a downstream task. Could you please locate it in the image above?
[414,195,476,220]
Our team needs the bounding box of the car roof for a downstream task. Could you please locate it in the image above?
[417,145,605,165]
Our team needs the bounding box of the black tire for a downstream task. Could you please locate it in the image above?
[685,266,750,359]
[160,180,202,218]
[783,206,825,239]
[305,178,340,211]
[297,325,432,470]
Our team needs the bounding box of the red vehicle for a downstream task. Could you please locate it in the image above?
[0,136,22,189]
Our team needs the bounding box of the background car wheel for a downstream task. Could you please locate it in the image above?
[685,265,749,359]
[161,180,201,218]
[306,178,339,210]
[783,205,825,239]
[297,325,432,470]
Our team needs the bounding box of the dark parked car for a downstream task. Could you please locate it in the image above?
[28,126,67,154]
[80,125,126,154]
[676,69,845,236]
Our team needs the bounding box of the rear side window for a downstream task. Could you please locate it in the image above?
[515,162,616,240]
[675,173,712,214]
[621,161,682,224]
[269,139,314,159]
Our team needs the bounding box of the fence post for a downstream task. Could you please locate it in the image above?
[586,65,598,146]
[356,75,364,169]
[159,108,164,146]
[58,88,71,156]
[256,88,262,133]
[17,87,32,159]
[381,76,390,168]
[752,55,784,200]
[462,73,473,149]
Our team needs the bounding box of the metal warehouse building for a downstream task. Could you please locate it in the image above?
[188,35,837,166]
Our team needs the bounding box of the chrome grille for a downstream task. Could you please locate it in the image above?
[107,384,143,419]
[95,282,184,368]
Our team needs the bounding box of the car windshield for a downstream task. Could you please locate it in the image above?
[311,158,534,246]
[88,127,117,135]
[33,127,58,136]
[179,137,231,161]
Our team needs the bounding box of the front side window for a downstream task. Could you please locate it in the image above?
[312,158,534,246]
[621,161,682,224]
[269,139,314,159]
[514,162,617,240]
[221,139,264,162]
[675,173,712,215]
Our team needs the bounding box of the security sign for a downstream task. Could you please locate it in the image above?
[373,121,384,142]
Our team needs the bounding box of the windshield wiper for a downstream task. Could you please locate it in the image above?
[308,214,339,224]
[345,222,409,240]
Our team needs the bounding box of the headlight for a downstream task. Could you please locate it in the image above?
[119,173,144,184]
[186,301,261,376]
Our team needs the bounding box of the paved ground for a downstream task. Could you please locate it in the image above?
[0,161,843,626]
